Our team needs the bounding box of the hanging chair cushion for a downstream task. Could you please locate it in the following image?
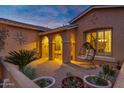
[78,49,95,61]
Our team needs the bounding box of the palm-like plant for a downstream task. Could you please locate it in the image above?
[5,50,36,71]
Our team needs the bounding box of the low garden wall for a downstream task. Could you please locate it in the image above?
[0,57,39,88]
[114,62,124,88]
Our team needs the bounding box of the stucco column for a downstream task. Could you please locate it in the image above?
[48,35,53,60]
[62,31,71,64]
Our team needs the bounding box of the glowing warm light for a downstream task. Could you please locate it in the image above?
[54,58,62,64]
[86,29,112,54]
[42,36,49,58]
[42,36,49,43]
[53,34,62,60]
[98,39,107,42]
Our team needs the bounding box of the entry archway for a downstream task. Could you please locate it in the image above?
[42,36,49,59]
[52,34,63,61]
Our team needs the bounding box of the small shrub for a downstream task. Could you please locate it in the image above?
[98,64,116,80]
[22,66,36,80]
[62,76,84,88]
[62,72,84,88]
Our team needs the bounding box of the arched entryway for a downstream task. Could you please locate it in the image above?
[41,36,49,59]
[52,34,63,61]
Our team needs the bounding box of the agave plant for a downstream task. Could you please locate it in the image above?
[5,50,36,71]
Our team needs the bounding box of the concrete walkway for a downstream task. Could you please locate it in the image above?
[30,59,101,88]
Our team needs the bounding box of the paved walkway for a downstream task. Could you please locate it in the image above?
[30,59,101,88]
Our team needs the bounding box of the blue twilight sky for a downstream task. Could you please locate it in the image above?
[0,5,89,28]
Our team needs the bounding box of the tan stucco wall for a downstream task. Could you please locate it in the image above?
[0,24,39,58]
[73,7,124,62]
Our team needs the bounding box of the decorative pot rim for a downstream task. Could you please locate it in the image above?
[33,76,56,88]
[83,75,112,88]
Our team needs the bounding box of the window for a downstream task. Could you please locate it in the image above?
[86,32,97,49]
[86,29,112,56]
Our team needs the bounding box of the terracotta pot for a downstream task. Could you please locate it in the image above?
[83,75,112,88]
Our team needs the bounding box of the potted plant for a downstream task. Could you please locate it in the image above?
[83,75,112,88]
[33,76,56,88]
[83,65,116,88]
[61,72,84,88]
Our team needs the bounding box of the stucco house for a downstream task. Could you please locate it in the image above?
[38,5,124,64]
[0,5,124,64]
[0,5,124,88]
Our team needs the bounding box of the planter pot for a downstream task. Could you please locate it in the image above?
[33,76,56,88]
[83,75,112,88]
[62,76,84,88]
